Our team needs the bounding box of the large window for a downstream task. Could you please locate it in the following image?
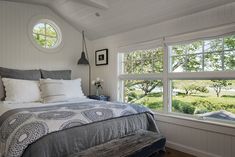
[172,80,235,119]
[170,35,235,72]
[121,48,163,74]
[119,48,164,111]
[119,33,235,124]
[124,80,163,111]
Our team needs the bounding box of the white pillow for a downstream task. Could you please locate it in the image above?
[40,79,67,103]
[63,78,85,99]
[2,78,41,103]
[40,78,85,103]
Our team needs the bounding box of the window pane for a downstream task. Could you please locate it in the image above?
[132,60,142,74]
[142,59,153,73]
[124,53,132,62]
[204,38,223,52]
[122,48,163,74]
[224,51,235,70]
[204,53,222,71]
[46,24,57,37]
[186,54,202,72]
[171,55,186,72]
[153,59,163,72]
[45,37,57,48]
[131,51,142,60]
[224,35,235,50]
[172,80,235,122]
[123,61,132,74]
[32,21,61,49]
[187,41,203,54]
[33,23,45,34]
[171,45,186,56]
[124,80,163,111]
[33,33,46,47]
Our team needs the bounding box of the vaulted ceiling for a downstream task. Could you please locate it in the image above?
[1,0,234,40]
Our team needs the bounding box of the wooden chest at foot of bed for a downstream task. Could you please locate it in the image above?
[69,130,166,157]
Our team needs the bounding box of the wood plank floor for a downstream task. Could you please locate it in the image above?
[151,147,196,157]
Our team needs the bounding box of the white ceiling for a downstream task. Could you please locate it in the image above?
[1,0,235,40]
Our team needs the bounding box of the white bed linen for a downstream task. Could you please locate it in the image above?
[0,98,93,116]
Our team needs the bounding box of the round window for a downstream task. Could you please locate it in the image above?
[32,19,62,49]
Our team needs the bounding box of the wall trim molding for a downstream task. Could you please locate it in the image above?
[166,141,220,157]
[155,113,235,136]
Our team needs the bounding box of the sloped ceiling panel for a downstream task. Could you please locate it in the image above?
[1,0,234,40]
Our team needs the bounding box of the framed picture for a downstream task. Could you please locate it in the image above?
[95,49,108,66]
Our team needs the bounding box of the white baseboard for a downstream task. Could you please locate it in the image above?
[166,141,221,157]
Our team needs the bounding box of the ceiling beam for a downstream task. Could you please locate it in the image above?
[78,0,109,9]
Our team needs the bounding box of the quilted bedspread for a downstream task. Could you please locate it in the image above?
[0,100,159,157]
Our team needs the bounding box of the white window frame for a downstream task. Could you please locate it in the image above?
[28,16,63,53]
[118,25,235,124]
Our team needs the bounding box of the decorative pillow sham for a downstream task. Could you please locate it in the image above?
[40,78,85,103]
[40,70,72,80]
[0,67,41,80]
[2,78,41,103]
[0,76,5,101]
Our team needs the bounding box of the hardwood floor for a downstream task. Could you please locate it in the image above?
[151,147,196,157]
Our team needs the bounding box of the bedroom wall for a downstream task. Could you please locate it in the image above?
[0,1,92,94]
[90,2,235,157]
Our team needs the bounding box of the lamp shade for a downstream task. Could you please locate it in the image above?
[78,51,89,65]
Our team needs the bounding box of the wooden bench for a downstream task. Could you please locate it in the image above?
[69,130,166,157]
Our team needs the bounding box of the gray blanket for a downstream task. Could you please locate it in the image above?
[0,100,159,157]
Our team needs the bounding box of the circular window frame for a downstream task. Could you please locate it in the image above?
[29,17,63,53]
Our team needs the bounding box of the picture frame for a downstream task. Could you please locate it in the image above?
[95,49,108,66]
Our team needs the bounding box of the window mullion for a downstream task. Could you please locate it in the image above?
[202,41,205,71]
[222,38,225,70]
[163,42,170,113]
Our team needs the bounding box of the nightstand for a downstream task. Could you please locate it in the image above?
[88,95,110,101]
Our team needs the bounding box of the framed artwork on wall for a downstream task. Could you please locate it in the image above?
[95,49,108,66]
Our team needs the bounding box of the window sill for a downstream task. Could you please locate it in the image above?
[154,112,235,136]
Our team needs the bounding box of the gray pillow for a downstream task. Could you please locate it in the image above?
[40,70,72,80]
[0,67,41,80]
[0,76,5,101]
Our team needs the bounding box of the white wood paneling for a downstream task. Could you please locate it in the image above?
[2,0,234,40]
[157,115,235,157]
[232,137,235,156]
[0,1,91,94]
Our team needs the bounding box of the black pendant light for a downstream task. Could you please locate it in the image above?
[77,31,91,95]
[78,31,89,65]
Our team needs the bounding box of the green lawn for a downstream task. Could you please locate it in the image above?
[128,92,235,114]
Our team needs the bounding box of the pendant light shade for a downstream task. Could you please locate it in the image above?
[78,51,89,65]
[77,31,89,65]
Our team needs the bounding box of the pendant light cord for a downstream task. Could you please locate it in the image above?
[82,31,90,63]
[82,30,91,95]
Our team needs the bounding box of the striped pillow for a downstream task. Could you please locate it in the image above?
[40,79,67,103]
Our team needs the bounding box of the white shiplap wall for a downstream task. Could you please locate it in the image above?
[91,2,235,157]
[156,114,235,157]
[0,1,92,94]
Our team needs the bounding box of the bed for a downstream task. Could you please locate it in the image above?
[0,67,165,157]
